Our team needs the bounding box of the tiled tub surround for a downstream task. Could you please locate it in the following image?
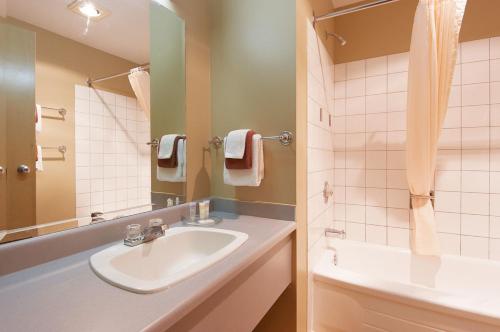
[307,25,335,254]
[306,22,335,330]
[74,85,152,219]
[332,37,500,260]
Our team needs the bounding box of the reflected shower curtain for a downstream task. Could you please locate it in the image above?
[128,70,151,119]
[406,0,467,255]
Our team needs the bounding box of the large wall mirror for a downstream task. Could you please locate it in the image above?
[0,0,186,243]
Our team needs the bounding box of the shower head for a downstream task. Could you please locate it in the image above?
[326,32,347,46]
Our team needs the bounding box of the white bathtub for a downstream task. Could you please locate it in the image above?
[313,239,500,332]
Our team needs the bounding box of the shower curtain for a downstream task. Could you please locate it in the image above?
[128,70,151,119]
[406,0,467,255]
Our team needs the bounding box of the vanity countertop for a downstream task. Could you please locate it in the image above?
[0,214,295,332]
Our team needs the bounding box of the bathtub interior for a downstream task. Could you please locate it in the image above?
[323,239,500,298]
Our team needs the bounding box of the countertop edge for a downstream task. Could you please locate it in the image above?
[144,222,296,332]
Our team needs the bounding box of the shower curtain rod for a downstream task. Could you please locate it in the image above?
[314,0,401,22]
[86,64,150,86]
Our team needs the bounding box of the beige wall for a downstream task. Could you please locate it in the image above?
[334,0,500,63]
[210,0,297,205]
[156,0,212,202]
[295,1,311,331]
[7,18,138,225]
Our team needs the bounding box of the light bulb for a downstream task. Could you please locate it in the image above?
[78,2,101,18]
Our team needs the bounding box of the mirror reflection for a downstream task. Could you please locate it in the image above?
[0,0,186,243]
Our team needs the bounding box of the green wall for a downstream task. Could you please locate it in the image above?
[150,3,186,195]
[210,0,296,204]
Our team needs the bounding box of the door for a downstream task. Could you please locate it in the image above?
[0,21,36,230]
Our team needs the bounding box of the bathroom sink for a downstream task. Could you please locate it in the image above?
[90,227,248,293]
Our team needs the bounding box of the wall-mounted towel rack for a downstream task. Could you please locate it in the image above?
[41,106,67,120]
[146,138,160,148]
[209,130,294,149]
[42,145,67,155]
[146,136,187,149]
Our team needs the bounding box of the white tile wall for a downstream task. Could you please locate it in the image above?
[332,37,500,260]
[306,22,335,331]
[74,85,151,217]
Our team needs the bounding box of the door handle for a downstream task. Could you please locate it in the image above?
[17,165,30,174]
[0,166,5,175]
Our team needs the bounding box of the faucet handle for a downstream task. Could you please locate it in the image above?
[125,224,143,242]
[149,218,163,226]
[149,218,168,232]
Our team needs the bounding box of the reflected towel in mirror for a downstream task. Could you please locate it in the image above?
[35,145,43,171]
[158,134,180,159]
[158,135,185,168]
[157,138,186,182]
[35,104,42,133]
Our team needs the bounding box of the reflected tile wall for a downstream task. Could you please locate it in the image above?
[74,85,151,218]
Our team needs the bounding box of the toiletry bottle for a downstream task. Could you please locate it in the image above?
[198,201,207,219]
[204,199,210,217]
[189,202,197,221]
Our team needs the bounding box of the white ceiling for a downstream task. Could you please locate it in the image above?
[331,0,366,8]
[6,0,150,64]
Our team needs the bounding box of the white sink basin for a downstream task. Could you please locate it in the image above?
[90,227,248,293]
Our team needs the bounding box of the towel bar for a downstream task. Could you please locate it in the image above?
[209,130,294,149]
[147,138,160,147]
[42,145,67,154]
[41,106,67,120]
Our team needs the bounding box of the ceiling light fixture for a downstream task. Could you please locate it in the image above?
[68,0,110,21]
[79,2,101,18]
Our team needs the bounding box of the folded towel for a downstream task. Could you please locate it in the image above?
[225,130,254,170]
[224,129,250,159]
[223,134,264,187]
[158,134,180,159]
[36,145,43,171]
[158,136,185,168]
[35,104,42,133]
[157,138,186,182]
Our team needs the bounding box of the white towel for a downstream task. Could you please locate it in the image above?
[223,134,264,186]
[224,129,250,159]
[158,134,180,159]
[36,145,43,171]
[35,104,42,133]
[157,138,186,182]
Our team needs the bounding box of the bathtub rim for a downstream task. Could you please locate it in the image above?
[313,241,500,328]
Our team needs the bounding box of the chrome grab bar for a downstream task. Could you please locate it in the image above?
[325,228,346,239]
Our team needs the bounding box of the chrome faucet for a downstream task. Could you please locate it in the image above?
[324,228,345,266]
[124,219,169,247]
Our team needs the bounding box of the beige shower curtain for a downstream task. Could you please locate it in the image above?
[406,0,467,255]
[128,70,151,119]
